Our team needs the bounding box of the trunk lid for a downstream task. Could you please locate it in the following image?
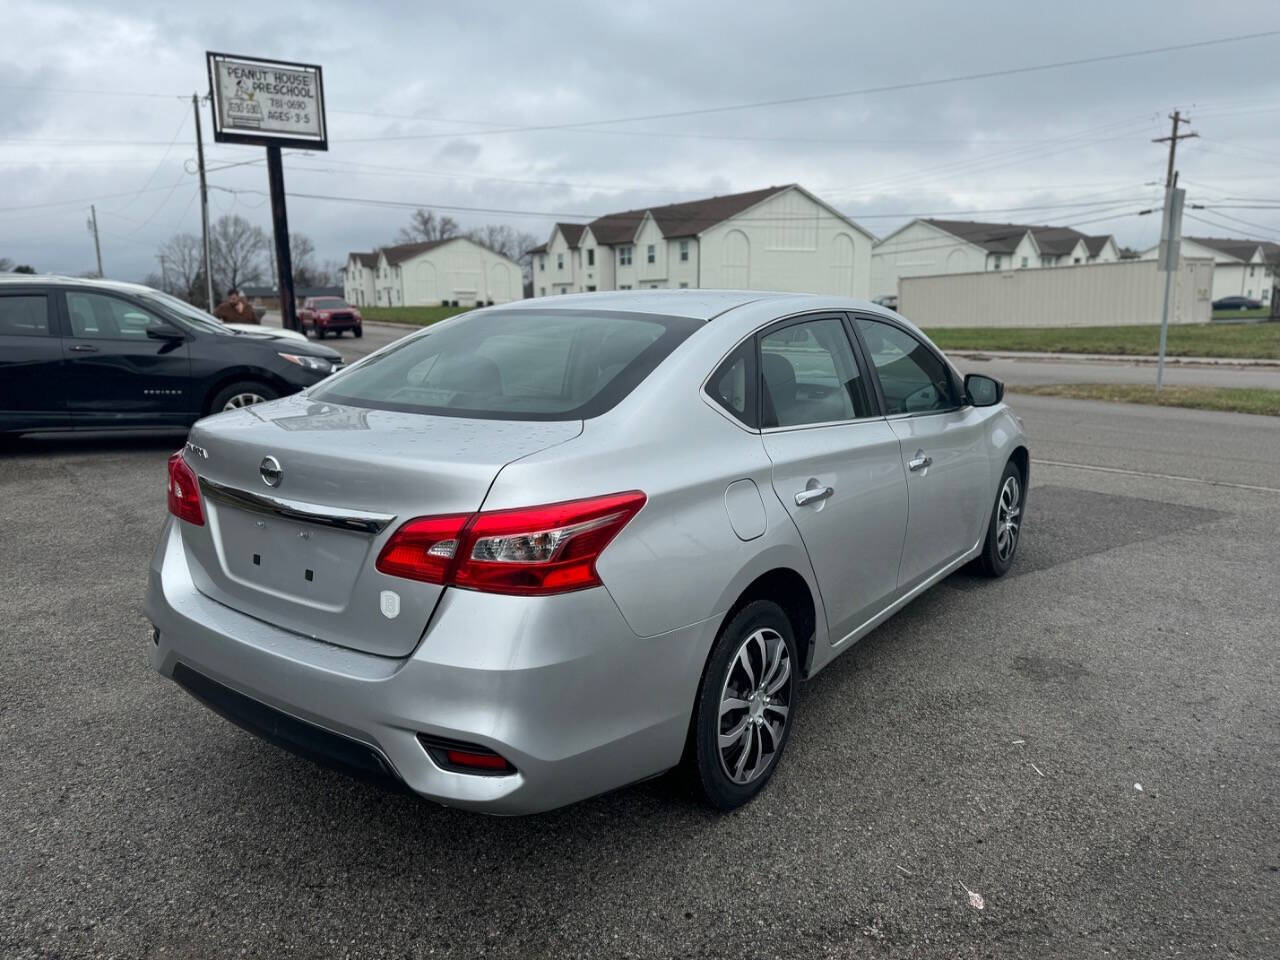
[180,394,581,657]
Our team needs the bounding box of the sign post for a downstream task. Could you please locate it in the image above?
[206,52,327,331]
[1155,186,1185,390]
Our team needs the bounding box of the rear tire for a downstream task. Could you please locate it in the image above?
[316,329,326,339]
[688,600,799,810]
[978,460,1026,577]
[208,381,278,414]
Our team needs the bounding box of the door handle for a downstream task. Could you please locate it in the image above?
[794,485,834,506]
[69,344,99,353]
[908,452,933,472]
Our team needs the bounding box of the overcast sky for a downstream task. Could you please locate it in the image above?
[3,0,1279,281]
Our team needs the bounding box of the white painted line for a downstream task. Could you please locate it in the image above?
[1034,458,1280,494]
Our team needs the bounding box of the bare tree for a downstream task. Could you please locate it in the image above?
[319,259,343,286]
[157,232,204,300]
[0,257,10,272]
[210,214,268,295]
[396,209,460,244]
[466,224,541,274]
[289,232,321,287]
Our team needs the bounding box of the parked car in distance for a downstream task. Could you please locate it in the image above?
[0,275,343,438]
[1212,295,1264,311]
[146,290,1028,815]
[872,295,898,310]
[299,296,363,338]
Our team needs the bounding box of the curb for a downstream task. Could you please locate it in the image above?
[952,350,1280,369]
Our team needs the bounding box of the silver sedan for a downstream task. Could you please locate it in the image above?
[146,291,1028,814]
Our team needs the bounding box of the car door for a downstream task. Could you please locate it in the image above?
[853,315,991,590]
[758,314,909,644]
[60,288,194,427]
[0,287,69,433]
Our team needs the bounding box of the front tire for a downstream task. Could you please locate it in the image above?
[354,326,363,338]
[208,381,278,414]
[978,460,1025,577]
[689,601,799,810]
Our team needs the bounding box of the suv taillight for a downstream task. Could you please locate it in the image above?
[375,491,645,596]
[167,451,204,525]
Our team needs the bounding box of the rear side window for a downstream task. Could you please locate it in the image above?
[311,309,701,420]
[0,295,49,337]
[760,317,870,428]
[856,317,958,415]
[706,341,758,428]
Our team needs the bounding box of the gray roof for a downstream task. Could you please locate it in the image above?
[555,223,587,248]
[924,219,1114,258]
[588,185,792,246]
[1185,236,1280,264]
[348,251,377,268]
[1083,235,1113,257]
[379,238,455,265]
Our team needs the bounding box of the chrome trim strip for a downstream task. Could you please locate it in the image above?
[198,476,396,535]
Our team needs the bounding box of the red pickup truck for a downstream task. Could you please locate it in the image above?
[298,297,363,339]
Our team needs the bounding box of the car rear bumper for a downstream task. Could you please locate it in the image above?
[144,518,717,814]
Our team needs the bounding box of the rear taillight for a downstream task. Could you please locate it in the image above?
[167,451,204,526]
[376,491,645,596]
[374,514,469,584]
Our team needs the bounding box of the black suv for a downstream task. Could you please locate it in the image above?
[0,276,344,438]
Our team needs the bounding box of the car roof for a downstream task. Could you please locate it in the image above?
[494,289,891,322]
[0,274,158,295]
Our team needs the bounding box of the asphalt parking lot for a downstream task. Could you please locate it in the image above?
[2,380,1278,957]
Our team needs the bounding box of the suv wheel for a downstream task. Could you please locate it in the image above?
[209,381,278,413]
[689,600,798,810]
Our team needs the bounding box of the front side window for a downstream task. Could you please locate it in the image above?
[311,309,700,421]
[65,292,165,340]
[647,244,656,264]
[855,317,958,415]
[0,294,50,337]
[760,317,869,428]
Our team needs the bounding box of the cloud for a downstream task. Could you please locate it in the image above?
[2,0,1278,278]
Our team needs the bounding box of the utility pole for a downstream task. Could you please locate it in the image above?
[88,204,103,277]
[193,92,215,311]
[266,146,298,330]
[1152,111,1197,389]
[157,253,169,293]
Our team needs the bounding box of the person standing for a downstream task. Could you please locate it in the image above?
[213,290,259,324]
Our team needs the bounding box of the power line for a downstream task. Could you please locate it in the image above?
[337,31,1280,143]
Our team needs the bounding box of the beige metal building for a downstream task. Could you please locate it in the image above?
[899,257,1213,328]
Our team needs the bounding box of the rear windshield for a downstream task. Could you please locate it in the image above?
[310,308,702,420]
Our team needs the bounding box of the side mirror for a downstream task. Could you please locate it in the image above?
[146,323,185,341]
[965,373,1004,407]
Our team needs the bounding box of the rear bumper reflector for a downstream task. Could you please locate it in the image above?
[416,733,516,776]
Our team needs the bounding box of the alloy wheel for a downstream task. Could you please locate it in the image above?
[717,627,793,785]
[996,475,1021,562]
[223,392,266,410]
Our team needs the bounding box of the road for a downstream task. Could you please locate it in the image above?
[267,313,1280,391]
[2,385,1279,957]
[955,353,1280,390]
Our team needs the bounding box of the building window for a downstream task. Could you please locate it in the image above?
[586,285,596,292]
[992,256,1002,270]
[1250,265,1256,276]
[647,244,656,264]
[620,284,632,290]
[1073,257,1081,264]
[539,257,545,272]
[587,249,595,266]
[679,240,689,262]
[679,282,689,289]
[1020,257,1028,268]
[619,246,632,266]
[540,287,545,296]
[557,253,564,270]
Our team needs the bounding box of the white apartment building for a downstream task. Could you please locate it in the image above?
[529,184,875,299]
[1139,235,1279,303]
[871,218,1120,299]
[343,238,522,307]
